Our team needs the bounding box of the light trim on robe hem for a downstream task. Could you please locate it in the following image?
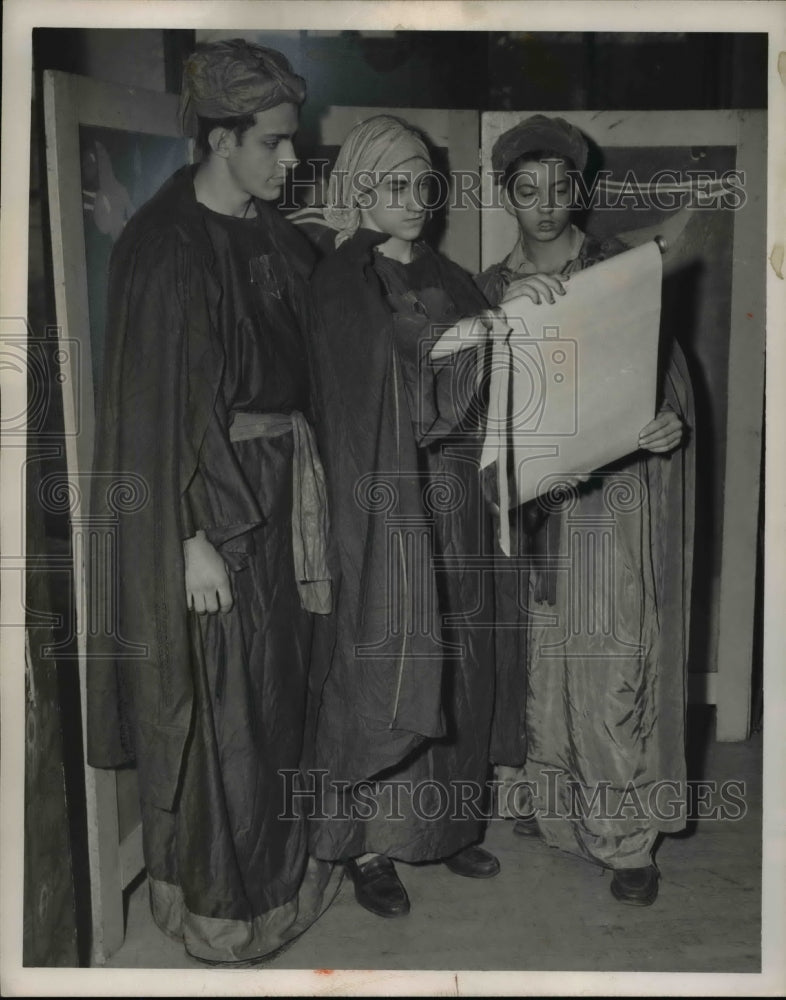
[148,858,342,964]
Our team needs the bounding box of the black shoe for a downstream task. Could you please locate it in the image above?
[443,844,501,879]
[610,864,659,906]
[512,817,542,838]
[344,856,410,918]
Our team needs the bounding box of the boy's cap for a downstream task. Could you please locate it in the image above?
[491,114,589,178]
[179,38,306,137]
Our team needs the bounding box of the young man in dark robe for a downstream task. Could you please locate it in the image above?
[86,39,338,963]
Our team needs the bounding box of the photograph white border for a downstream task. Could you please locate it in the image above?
[2,2,784,996]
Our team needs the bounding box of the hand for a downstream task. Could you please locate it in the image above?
[503,273,568,306]
[448,309,509,346]
[476,307,505,331]
[183,530,233,614]
[638,406,683,454]
[479,307,513,341]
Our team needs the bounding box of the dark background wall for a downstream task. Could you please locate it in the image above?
[26,27,767,967]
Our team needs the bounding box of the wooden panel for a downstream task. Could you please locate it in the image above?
[43,69,187,965]
[715,111,766,740]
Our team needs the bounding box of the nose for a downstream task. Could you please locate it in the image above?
[407,181,426,213]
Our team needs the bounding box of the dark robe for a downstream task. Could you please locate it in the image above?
[86,166,338,963]
[477,231,695,866]
[304,228,522,862]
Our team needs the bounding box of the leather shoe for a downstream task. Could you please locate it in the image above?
[443,844,500,879]
[610,865,659,906]
[344,855,410,918]
[512,817,542,838]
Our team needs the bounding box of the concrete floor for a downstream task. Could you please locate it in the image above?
[105,720,762,974]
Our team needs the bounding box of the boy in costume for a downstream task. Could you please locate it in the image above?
[86,39,338,962]
[477,114,694,906]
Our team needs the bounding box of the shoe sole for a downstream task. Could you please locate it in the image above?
[444,863,501,879]
[610,882,659,906]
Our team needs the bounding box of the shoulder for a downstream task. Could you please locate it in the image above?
[313,230,381,288]
[113,173,199,269]
[475,259,508,285]
[474,261,508,307]
[428,245,467,277]
[111,217,186,277]
[286,206,337,260]
[425,245,491,310]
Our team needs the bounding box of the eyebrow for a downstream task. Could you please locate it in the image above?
[515,177,570,187]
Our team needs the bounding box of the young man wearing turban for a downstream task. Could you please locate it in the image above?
[86,39,338,963]
[477,114,694,906]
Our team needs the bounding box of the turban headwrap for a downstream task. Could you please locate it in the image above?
[323,115,431,247]
[491,114,589,180]
[179,39,306,138]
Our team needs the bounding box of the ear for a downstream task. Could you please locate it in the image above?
[208,126,235,159]
[356,188,374,211]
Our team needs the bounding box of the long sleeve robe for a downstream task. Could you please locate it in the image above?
[86,166,338,963]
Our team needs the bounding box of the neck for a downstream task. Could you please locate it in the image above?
[193,158,257,218]
[376,235,414,264]
[520,225,574,272]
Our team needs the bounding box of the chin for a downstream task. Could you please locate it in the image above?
[258,184,285,203]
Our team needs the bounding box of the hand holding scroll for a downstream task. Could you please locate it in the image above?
[502,272,568,306]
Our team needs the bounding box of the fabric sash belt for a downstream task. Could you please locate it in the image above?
[229,410,332,615]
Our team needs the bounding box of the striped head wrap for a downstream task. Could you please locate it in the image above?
[323,115,431,247]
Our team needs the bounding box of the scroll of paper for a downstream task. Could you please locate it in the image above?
[431,241,663,554]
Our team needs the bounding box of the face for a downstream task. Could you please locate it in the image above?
[504,158,573,244]
[219,102,299,202]
[358,155,431,243]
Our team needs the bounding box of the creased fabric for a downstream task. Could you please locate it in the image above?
[490,114,589,178]
[304,229,522,862]
[87,165,337,961]
[480,233,695,866]
[179,39,305,137]
[229,410,332,614]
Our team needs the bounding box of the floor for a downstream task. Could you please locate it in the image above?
[105,711,762,974]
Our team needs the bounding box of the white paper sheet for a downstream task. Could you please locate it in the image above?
[431,241,663,554]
